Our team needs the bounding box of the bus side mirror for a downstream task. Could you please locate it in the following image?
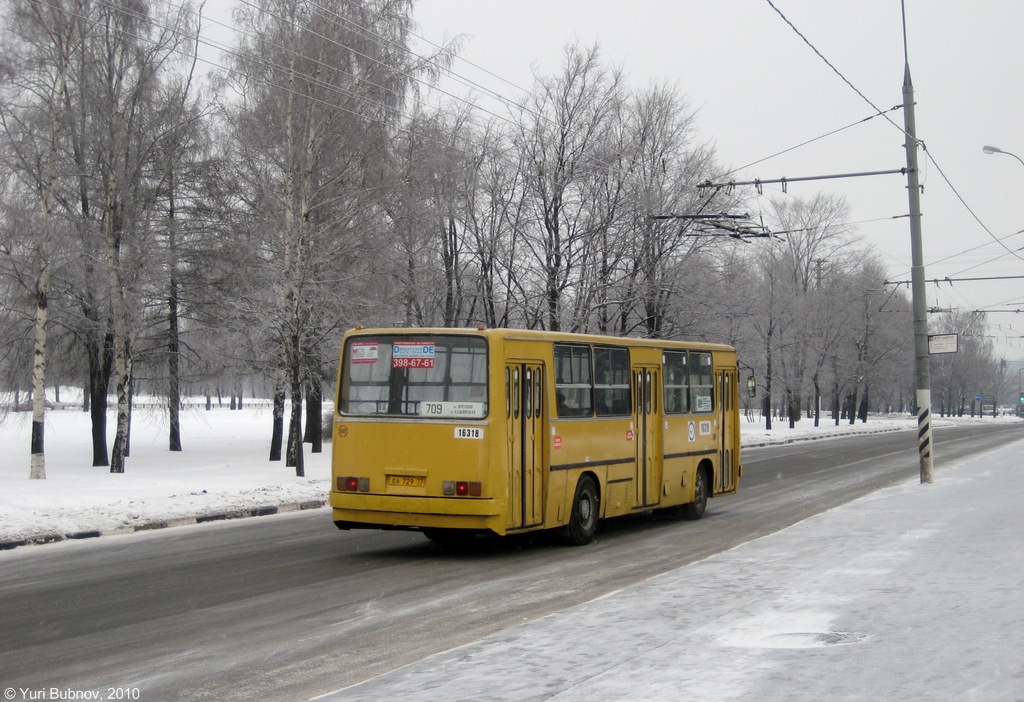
[746,376,757,397]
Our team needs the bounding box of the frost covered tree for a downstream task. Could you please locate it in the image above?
[0,0,80,478]
[0,0,207,472]
[515,43,625,331]
[762,193,851,426]
[222,0,446,473]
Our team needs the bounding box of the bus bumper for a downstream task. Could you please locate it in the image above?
[330,492,504,533]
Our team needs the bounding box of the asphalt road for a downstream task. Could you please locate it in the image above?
[0,422,1018,701]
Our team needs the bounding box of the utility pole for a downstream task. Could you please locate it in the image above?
[902,29,933,483]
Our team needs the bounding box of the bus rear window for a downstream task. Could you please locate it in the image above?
[340,335,488,418]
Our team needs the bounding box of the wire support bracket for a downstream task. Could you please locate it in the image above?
[698,167,908,194]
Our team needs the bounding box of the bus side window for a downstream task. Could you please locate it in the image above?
[662,351,688,414]
[513,367,521,419]
[594,347,630,416]
[524,368,533,418]
[690,352,714,412]
[644,369,653,414]
[534,367,543,418]
[554,344,592,417]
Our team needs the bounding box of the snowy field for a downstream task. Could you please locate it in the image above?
[0,399,1018,546]
[0,402,330,546]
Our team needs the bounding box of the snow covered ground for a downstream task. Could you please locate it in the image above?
[318,432,1024,702]
[0,402,1015,547]
[2,404,1022,700]
[0,402,331,547]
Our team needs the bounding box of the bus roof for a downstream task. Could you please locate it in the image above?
[342,327,736,353]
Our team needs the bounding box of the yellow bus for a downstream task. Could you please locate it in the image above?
[330,327,742,545]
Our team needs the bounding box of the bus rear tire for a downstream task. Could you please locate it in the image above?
[565,475,599,546]
[679,467,709,521]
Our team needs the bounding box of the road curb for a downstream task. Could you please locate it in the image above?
[0,499,328,552]
[740,422,910,448]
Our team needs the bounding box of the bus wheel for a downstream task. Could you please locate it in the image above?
[680,468,709,521]
[565,476,599,546]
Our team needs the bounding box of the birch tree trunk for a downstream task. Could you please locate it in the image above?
[168,216,182,451]
[269,368,286,461]
[30,286,48,480]
[107,210,131,474]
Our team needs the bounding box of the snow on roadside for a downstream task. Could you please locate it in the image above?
[0,405,331,545]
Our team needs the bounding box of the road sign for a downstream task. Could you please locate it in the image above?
[928,333,958,355]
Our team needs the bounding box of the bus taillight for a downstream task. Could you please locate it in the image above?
[337,476,369,492]
[443,480,481,497]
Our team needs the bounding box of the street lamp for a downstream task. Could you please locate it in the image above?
[982,144,1024,168]
[987,147,1024,417]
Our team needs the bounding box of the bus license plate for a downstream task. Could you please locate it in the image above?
[387,475,426,488]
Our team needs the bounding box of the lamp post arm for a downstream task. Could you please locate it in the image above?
[982,145,1024,169]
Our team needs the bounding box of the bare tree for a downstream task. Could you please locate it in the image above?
[458,119,530,328]
[610,84,726,338]
[224,0,438,473]
[763,193,851,426]
[1,0,93,476]
[516,43,625,331]
[87,1,203,472]
[930,310,1004,417]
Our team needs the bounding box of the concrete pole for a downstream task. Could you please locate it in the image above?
[902,62,934,484]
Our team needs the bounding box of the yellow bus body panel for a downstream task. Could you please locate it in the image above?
[330,327,742,539]
[331,418,508,533]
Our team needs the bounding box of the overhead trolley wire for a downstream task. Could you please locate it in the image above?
[764,0,1024,340]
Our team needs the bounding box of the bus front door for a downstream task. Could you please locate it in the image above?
[506,363,545,530]
[632,365,662,509]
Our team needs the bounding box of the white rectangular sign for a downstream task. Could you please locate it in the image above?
[928,333,958,355]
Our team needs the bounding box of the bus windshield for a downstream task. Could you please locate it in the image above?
[339,334,489,419]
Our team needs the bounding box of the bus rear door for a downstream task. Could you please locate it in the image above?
[716,367,740,494]
[506,362,545,530]
[632,364,662,509]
